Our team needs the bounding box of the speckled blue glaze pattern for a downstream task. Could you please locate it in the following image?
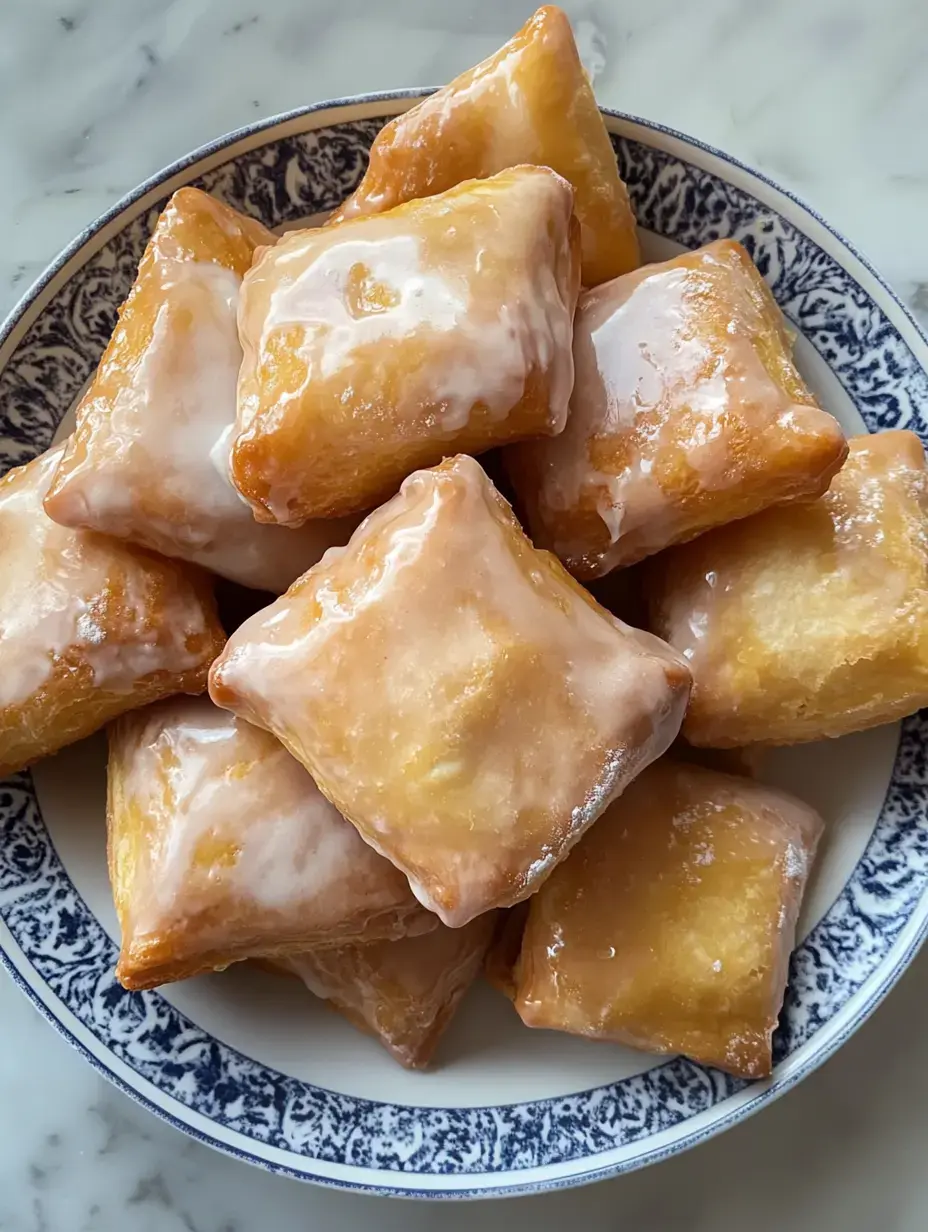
[1,104,928,1193]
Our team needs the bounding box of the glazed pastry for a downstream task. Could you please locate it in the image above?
[513,759,824,1078]
[484,903,530,1000]
[650,430,928,746]
[43,188,356,592]
[108,696,431,991]
[231,165,580,524]
[506,240,848,578]
[210,455,691,928]
[0,446,224,778]
[280,914,496,1069]
[330,5,639,286]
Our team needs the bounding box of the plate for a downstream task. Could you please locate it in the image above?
[2,93,928,1199]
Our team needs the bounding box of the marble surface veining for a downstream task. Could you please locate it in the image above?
[2,1,928,1229]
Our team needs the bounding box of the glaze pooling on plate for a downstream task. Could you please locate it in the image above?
[1,100,928,1196]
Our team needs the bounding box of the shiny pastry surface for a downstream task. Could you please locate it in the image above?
[231,165,580,524]
[330,6,638,286]
[513,759,823,1078]
[0,446,224,778]
[43,187,356,592]
[108,695,430,991]
[507,240,848,578]
[281,913,496,1069]
[650,430,928,746]
[210,454,691,928]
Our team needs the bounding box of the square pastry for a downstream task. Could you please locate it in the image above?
[506,240,848,578]
[108,696,430,990]
[0,446,224,778]
[650,431,928,746]
[329,5,639,285]
[279,913,497,1069]
[512,759,823,1078]
[210,455,691,927]
[231,165,579,524]
[43,188,356,593]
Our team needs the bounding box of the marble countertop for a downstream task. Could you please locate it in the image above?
[2,1,928,1228]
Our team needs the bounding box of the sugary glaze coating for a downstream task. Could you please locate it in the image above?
[513,759,823,1078]
[280,913,496,1069]
[43,188,356,592]
[651,431,928,746]
[232,165,580,524]
[210,455,692,927]
[0,447,224,778]
[108,696,430,990]
[506,240,848,578]
[330,6,639,286]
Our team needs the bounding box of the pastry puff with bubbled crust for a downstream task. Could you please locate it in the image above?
[209,454,692,929]
[43,187,357,594]
[511,759,824,1079]
[650,431,928,747]
[275,914,497,1070]
[0,445,224,779]
[108,696,433,991]
[329,5,639,286]
[230,165,580,524]
[506,240,848,579]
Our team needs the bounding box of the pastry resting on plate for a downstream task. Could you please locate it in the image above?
[210,454,691,928]
[511,759,824,1078]
[0,446,224,778]
[506,240,848,578]
[650,430,928,746]
[231,165,579,524]
[108,696,431,991]
[279,914,496,1069]
[330,5,639,286]
[43,188,356,593]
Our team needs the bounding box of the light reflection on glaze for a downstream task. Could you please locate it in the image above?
[210,454,691,928]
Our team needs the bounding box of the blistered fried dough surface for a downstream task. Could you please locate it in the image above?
[506,240,848,579]
[282,914,496,1069]
[108,696,430,991]
[232,165,580,524]
[210,455,691,927]
[43,188,355,593]
[0,447,224,778]
[651,431,928,747]
[514,760,823,1078]
[330,7,638,286]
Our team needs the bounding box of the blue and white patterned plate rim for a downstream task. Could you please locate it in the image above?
[1,93,928,1200]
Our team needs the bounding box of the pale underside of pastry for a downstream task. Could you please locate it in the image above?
[108,695,432,991]
[650,430,928,746]
[330,5,639,287]
[279,913,497,1069]
[0,446,225,778]
[43,187,356,593]
[506,239,849,579]
[512,758,824,1078]
[210,454,691,929]
[231,165,580,524]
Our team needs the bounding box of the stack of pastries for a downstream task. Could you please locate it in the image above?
[4,6,925,1078]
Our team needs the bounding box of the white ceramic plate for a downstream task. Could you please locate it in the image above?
[2,94,928,1198]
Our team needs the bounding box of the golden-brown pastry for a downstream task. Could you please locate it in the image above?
[210,454,691,927]
[43,188,356,592]
[513,759,824,1078]
[280,914,496,1069]
[506,240,848,578]
[330,6,639,286]
[108,695,431,991]
[231,165,580,524]
[650,430,928,746]
[484,903,530,1000]
[0,446,224,778]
